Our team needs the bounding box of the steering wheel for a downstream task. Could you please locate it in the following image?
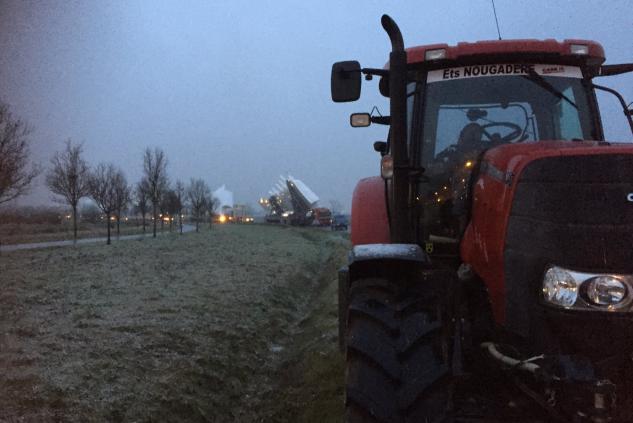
[481,122,523,143]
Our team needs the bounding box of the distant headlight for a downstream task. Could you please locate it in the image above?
[543,266,578,307]
[542,266,633,311]
[584,276,627,306]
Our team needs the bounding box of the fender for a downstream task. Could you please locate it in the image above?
[338,243,431,351]
[346,243,430,282]
[350,176,390,245]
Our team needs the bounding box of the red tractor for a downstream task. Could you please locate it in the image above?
[332,15,633,423]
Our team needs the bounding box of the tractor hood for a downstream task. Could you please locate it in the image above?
[481,140,633,183]
[462,140,633,325]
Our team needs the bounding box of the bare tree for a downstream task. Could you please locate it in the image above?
[46,139,90,241]
[187,178,210,233]
[175,180,185,234]
[159,195,167,232]
[134,180,149,233]
[112,171,131,236]
[161,188,180,232]
[142,147,168,238]
[0,102,39,205]
[207,196,219,229]
[88,163,118,245]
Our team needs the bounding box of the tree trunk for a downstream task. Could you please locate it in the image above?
[142,213,146,233]
[195,216,199,232]
[106,213,111,245]
[116,215,120,236]
[179,214,183,234]
[72,203,78,243]
[153,204,157,238]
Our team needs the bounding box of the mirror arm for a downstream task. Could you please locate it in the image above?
[362,68,389,78]
[371,116,391,125]
[597,64,633,77]
[335,67,388,78]
[592,83,633,135]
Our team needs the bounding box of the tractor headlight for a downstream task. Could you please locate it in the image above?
[542,266,633,311]
[543,266,578,307]
[584,276,627,306]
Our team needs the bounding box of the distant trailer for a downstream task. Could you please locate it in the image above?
[261,175,330,226]
[286,176,319,225]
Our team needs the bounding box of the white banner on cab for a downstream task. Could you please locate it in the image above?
[427,64,582,83]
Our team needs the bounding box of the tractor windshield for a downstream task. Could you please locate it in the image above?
[417,64,597,240]
[419,64,596,168]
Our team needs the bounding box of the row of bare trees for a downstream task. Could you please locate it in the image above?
[0,101,217,246]
[46,142,216,244]
[136,149,216,234]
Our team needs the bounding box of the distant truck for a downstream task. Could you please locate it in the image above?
[311,207,332,226]
[330,214,348,231]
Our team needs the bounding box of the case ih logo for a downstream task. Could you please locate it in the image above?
[628,193,633,202]
[541,65,565,74]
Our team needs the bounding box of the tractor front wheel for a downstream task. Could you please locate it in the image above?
[344,276,453,423]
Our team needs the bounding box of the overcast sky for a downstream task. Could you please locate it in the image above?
[1,0,631,211]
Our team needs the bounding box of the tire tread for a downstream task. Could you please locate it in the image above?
[345,276,452,423]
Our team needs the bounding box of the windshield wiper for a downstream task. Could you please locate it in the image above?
[522,70,578,110]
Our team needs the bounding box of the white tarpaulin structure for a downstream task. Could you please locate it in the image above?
[213,185,234,211]
[260,175,321,223]
[286,174,319,207]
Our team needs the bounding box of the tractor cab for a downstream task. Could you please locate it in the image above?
[336,37,632,255]
[416,60,601,244]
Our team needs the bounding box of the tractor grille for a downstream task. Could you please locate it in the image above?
[503,153,633,337]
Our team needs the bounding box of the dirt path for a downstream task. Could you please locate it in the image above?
[0,224,348,422]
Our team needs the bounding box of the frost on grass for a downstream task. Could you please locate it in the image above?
[0,225,349,422]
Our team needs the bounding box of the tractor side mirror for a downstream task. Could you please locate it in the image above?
[373,141,388,156]
[331,61,361,102]
[350,113,371,127]
[379,76,389,97]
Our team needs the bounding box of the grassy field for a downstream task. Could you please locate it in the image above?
[0,224,348,422]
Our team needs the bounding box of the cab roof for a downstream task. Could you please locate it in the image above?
[404,39,605,69]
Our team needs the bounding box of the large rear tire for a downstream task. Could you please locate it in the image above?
[345,276,453,423]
